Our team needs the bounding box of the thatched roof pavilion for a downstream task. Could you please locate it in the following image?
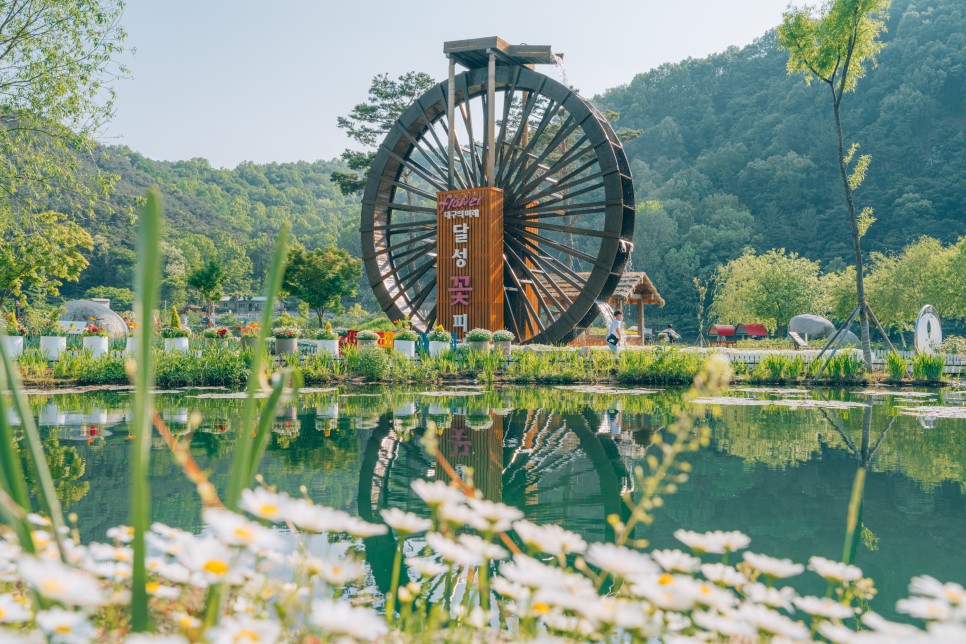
[542,272,664,345]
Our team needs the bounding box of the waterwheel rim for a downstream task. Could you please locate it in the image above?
[361,65,634,344]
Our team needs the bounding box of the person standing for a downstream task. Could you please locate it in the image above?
[607,310,625,354]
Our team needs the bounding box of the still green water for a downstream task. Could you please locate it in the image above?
[15,384,966,619]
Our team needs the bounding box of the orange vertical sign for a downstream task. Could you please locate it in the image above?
[436,188,504,339]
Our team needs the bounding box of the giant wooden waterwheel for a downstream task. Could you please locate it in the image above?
[360,38,634,344]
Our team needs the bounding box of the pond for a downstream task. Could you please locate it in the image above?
[14,383,966,621]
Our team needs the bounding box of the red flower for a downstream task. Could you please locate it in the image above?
[217,328,227,336]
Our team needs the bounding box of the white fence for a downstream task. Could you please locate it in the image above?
[714,348,966,375]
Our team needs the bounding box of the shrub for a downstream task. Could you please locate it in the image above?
[885,351,908,382]
[493,329,514,342]
[428,325,451,342]
[355,345,390,381]
[911,353,945,381]
[465,328,493,343]
[394,329,418,342]
[273,326,300,339]
[160,326,190,338]
[316,323,337,341]
[823,352,863,383]
[752,354,790,382]
[617,348,704,385]
[3,312,26,336]
[938,335,966,355]
[169,305,181,329]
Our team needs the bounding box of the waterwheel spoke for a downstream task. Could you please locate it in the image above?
[504,115,582,197]
[397,124,452,186]
[518,168,609,206]
[389,180,438,202]
[362,218,436,233]
[504,261,546,336]
[511,228,609,271]
[511,134,594,200]
[371,230,436,257]
[387,150,449,193]
[499,99,563,192]
[506,219,618,239]
[494,84,546,186]
[504,241,572,318]
[505,234,585,306]
[408,277,437,316]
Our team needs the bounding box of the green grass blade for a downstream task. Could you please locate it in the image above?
[0,323,67,558]
[131,189,162,631]
[247,368,300,485]
[225,224,290,510]
[0,346,34,552]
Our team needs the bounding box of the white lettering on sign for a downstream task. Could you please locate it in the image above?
[453,314,468,330]
[453,222,468,243]
[452,248,467,268]
[443,209,480,220]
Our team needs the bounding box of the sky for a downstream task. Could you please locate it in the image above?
[100,0,800,168]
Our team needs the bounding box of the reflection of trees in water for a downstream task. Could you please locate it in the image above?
[25,433,90,509]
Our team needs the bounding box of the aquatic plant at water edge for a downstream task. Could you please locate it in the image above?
[885,351,908,381]
[911,353,945,382]
[355,345,390,381]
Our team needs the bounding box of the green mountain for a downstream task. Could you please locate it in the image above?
[597,0,965,326]
[68,0,964,328]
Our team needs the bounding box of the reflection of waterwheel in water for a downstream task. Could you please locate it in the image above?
[361,59,635,344]
[356,407,627,590]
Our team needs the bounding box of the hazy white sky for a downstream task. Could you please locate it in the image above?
[101,0,799,167]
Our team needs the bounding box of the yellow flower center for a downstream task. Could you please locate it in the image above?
[56,625,73,633]
[234,527,255,542]
[40,578,65,595]
[238,628,260,641]
[203,559,229,576]
[944,588,964,603]
[146,581,160,594]
[699,585,712,595]
[531,602,551,615]
[658,573,674,585]
[259,504,278,517]
[0,608,5,620]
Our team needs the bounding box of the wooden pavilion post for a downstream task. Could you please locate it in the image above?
[636,297,644,346]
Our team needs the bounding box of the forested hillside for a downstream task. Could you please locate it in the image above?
[597,0,965,326]
[66,0,964,327]
[61,150,363,308]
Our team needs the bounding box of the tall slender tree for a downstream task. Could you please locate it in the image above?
[777,0,890,368]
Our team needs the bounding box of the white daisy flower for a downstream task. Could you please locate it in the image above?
[816,620,860,643]
[743,582,797,610]
[909,575,966,606]
[585,542,659,579]
[341,516,388,538]
[808,556,863,583]
[674,529,750,554]
[927,623,966,641]
[651,549,701,574]
[499,554,581,590]
[512,520,587,556]
[208,616,280,644]
[203,508,284,551]
[737,603,809,640]
[175,538,237,585]
[18,557,106,607]
[691,580,737,611]
[240,488,292,523]
[438,502,490,532]
[172,612,201,630]
[411,479,464,507]
[897,596,953,621]
[860,611,924,636]
[285,499,352,533]
[580,597,649,630]
[317,559,364,586]
[630,574,698,611]
[700,563,745,587]
[125,635,189,644]
[457,534,509,561]
[742,552,804,579]
[36,608,93,642]
[147,558,191,585]
[310,599,387,640]
[466,498,523,532]
[793,595,855,620]
[380,508,431,535]
[0,593,31,623]
[405,557,448,578]
[106,525,135,543]
[492,576,530,601]
[425,533,483,567]
[692,609,756,637]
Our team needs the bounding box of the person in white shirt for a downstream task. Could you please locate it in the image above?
[607,310,625,354]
